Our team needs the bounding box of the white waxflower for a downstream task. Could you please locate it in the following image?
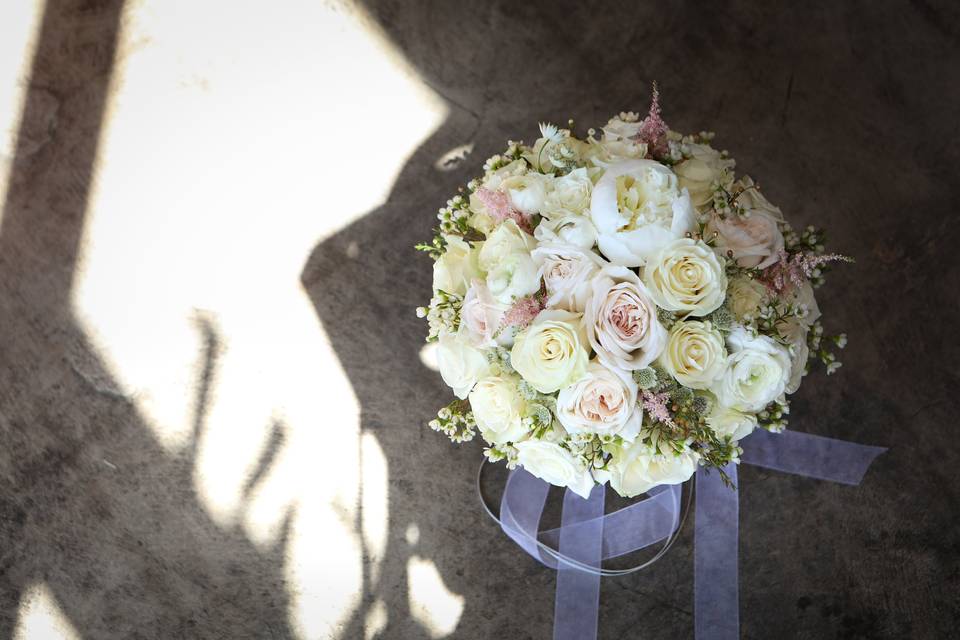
[643,238,727,316]
[515,440,596,498]
[713,327,792,412]
[658,320,726,389]
[585,265,666,371]
[591,160,696,267]
[437,332,492,399]
[556,360,642,441]
[510,310,589,393]
[607,440,699,498]
[433,235,482,296]
[532,241,605,312]
[469,375,529,445]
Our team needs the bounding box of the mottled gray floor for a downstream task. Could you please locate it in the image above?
[2,0,959,638]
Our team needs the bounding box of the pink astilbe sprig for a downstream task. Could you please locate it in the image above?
[760,249,853,294]
[475,188,534,234]
[635,82,670,159]
[641,389,676,429]
[498,293,545,335]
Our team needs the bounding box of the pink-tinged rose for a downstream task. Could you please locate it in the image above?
[708,210,784,269]
[459,279,508,348]
[532,242,605,312]
[585,265,667,370]
[556,360,642,441]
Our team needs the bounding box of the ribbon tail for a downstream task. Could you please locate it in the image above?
[741,429,887,485]
[554,484,605,640]
[695,463,739,640]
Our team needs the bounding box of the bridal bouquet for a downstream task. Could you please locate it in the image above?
[416,88,849,498]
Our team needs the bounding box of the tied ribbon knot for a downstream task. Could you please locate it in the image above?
[479,429,886,640]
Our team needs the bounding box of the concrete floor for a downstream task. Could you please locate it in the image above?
[1,0,958,638]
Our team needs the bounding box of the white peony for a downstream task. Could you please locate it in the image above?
[501,172,550,216]
[511,310,589,393]
[727,276,768,322]
[469,376,529,445]
[436,332,492,399]
[706,402,758,442]
[478,220,540,304]
[459,279,508,348]
[658,320,726,389]
[585,265,666,370]
[591,160,696,267]
[643,238,727,315]
[433,235,481,296]
[607,440,698,498]
[541,167,593,218]
[532,242,605,312]
[556,360,642,441]
[673,143,735,208]
[713,327,792,412]
[534,214,598,250]
[515,440,596,498]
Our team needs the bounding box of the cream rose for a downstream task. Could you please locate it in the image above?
[594,114,647,162]
[706,403,758,442]
[674,143,735,208]
[469,375,529,445]
[510,310,589,393]
[541,167,593,218]
[658,320,726,389]
[608,440,698,498]
[501,172,550,216]
[778,281,820,393]
[432,235,481,296]
[478,220,539,304]
[532,242,605,312]
[591,160,696,267]
[585,265,666,370]
[515,440,596,498]
[556,361,642,441]
[727,276,768,322]
[708,210,784,270]
[459,279,508,348]
[713,327,792,412]
[534,214,598,250]
[643,238,727,315]
[436,332,492,399]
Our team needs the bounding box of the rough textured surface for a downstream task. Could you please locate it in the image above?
[2,0,959,638]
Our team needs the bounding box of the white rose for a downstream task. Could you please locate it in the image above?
[727,276,768,322]
[510,310,589,393]
[777,318,809,394]
[432,235,481,296]
[541,167,593,218]
[459,279,508,348]
[658,320,726,389]
[556,360,642,441]
[594,114,647,163]
[534,214,598,250]
[515,440,596,499]
[713,327,792,412]
[643,238,727,315]
[478,220,539,304]
[706,403,757,442]
[469,376,529,445]
[674,143,735,209]
[501,172,550,216]
[608,440,698,498]
[436,332,492,399]
[585,265,667,370]
[532,242,605,312]
[591,160,696,267]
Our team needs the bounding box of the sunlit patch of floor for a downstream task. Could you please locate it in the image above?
[407,556,466,638]
[13,583,81,640]
[66,0,448,637]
